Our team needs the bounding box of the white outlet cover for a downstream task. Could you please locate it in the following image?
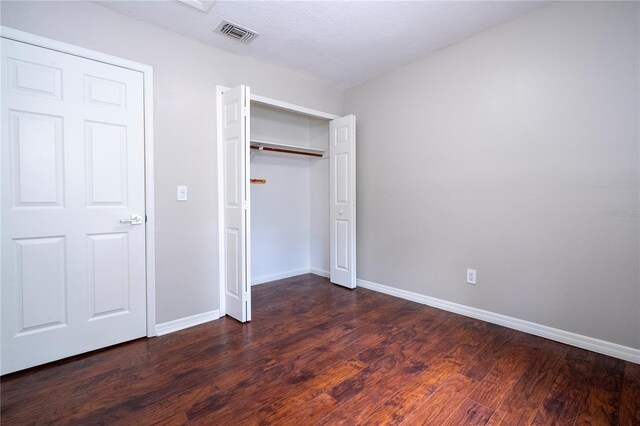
[467,269,477,285]
[177,185,188,201]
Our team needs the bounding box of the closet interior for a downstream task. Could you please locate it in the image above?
[250,103,330,285]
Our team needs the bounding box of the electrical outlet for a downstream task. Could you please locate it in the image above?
[177,185,188,201]
[467,269,477,285]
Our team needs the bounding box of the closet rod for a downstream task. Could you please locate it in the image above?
[250,144,323,158]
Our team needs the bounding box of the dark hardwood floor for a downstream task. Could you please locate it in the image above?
[1,274,638,425]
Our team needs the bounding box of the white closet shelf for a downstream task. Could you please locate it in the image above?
[250,140,325,158]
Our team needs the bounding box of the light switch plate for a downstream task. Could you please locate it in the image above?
[177,185,188,201]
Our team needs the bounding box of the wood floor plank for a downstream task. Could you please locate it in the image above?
[275,393,339,426]
[316,359,430,425]
[363,359,461,425]
[619,362,640,426]
[531,347,593,425]
[463,326,515,381]
[399,373,479,425]
[240,360,364,425]
[152,410,189,426]
[574,387,619,426]
[485,398,541,426]
[468,339,537,410]
[0,274,635,426]
[572,355,626,426]
[442,398,494,425]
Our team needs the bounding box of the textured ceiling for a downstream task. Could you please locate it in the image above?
[96,1,548,89]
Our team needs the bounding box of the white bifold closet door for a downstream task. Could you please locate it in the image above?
[221,85,251,322]
[1,39,147,374]
[329,115,357,288]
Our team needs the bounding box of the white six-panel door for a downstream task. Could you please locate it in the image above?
[330,115,357,288]
[222,85,251,322]
[1,39,147,374]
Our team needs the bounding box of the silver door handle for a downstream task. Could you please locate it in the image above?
[120,214,143,225]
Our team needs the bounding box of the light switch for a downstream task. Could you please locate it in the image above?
[177,185,188,201]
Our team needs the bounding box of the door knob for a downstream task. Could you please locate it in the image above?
[339,209,344,216]
[120,214,143,225]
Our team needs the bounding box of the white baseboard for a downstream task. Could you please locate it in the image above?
[357,278,640,364]
[310,267,330,278]
[155,310,220,336]
[252,268,312,286]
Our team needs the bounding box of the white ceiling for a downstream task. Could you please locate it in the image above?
[97,1,548,89]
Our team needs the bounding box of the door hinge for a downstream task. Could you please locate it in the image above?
[242,200,250,210]
[145,215,148,223]
[242,107,249,117]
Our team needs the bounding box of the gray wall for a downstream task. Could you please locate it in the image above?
[344,1,640,349]
[0,1,343,323]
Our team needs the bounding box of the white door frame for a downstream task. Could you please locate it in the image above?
[216,85,339,316]
[1,27,158,336]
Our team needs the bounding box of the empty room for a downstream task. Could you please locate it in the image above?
[1,0,638,424]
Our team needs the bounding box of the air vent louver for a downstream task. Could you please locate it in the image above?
[216,20,259,44]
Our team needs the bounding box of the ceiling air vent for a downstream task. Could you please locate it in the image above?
[216,20,259,44]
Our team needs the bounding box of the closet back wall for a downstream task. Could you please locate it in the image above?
[309,120,331,276]
[250,105,331,283]
[1,1,344,324]
[251,106,312,284]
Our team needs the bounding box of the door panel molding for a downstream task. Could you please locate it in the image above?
[0,26,156,340]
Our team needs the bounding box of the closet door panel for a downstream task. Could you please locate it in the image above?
[329,115,356,288]
[221,85,250,322]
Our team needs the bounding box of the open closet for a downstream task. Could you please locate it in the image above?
[217,85,356,323]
